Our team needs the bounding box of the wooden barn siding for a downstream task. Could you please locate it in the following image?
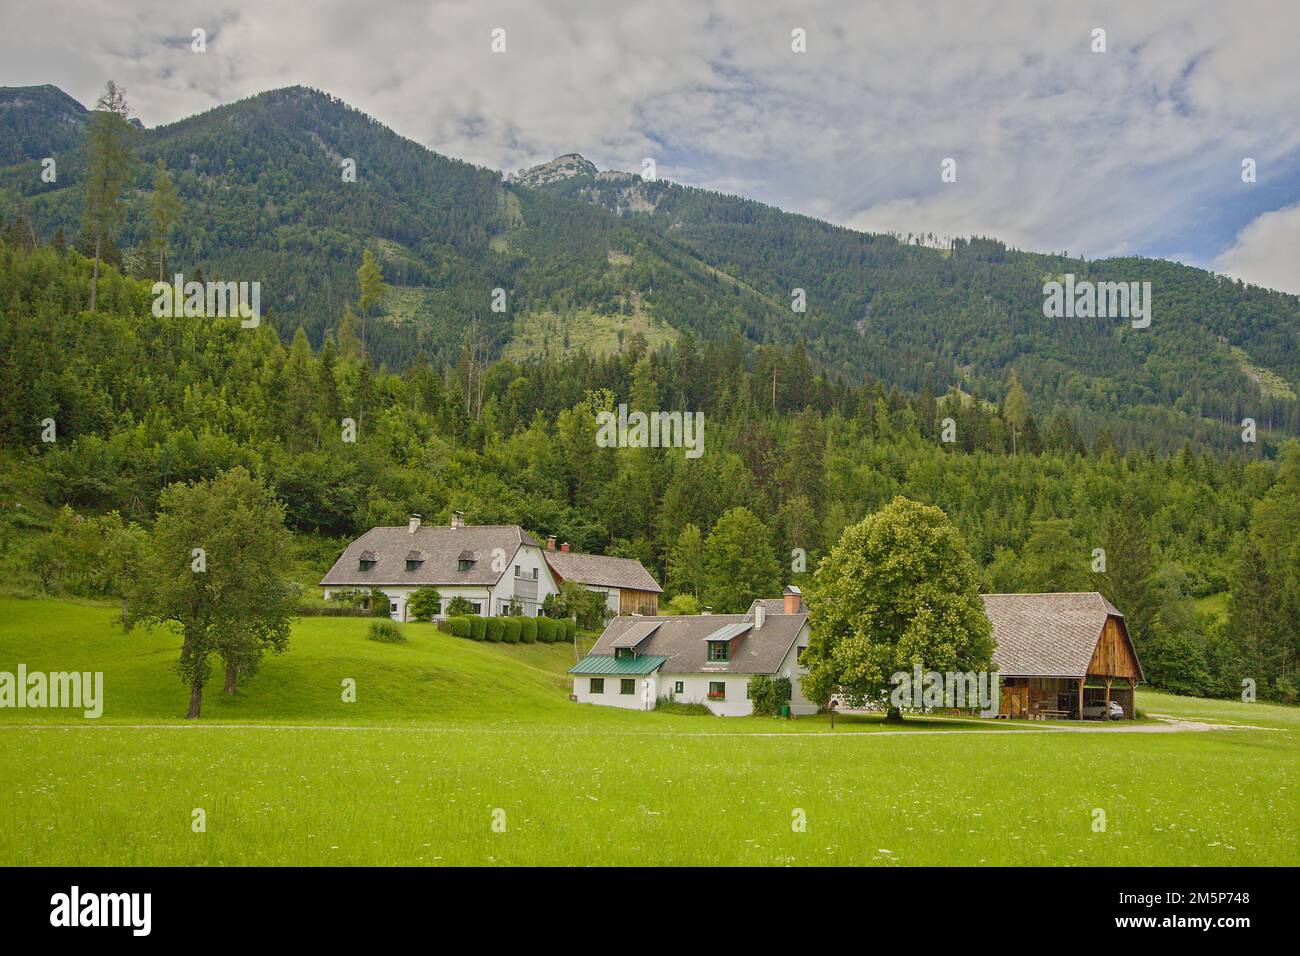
[618,589,658,615]
[1088,616,1142,679]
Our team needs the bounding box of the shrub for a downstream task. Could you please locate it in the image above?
[468,616,486,641]
[369,588,393,618]
[500,617,521,643]
[664,593,701,616]
[407,587,442,622]
[449,616,471,638]
[562,618,577,642]
[747,675,792,716]
[445,595,477,617]
[518,616,538,643]
[537,617,559,643]
[484,617,503,642]
[367,620,406,644]
[655,696,713,716]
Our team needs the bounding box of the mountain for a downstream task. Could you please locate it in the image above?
[1,83,1298,452]
[0,84,88,164]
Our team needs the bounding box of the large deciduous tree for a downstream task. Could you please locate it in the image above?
[125,468,297,718]
[702,507,781,613]
[801,496,993,720]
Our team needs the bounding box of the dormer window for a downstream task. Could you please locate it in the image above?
[707,640,730,662]
[457,549,477,572]
[615,647,635,660]
[358,550,377,572]
[406,550,425,572]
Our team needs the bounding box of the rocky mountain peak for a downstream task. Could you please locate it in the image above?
[509,153,598,187]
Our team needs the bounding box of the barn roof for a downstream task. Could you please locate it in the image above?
[545,550,663,592]
[983,592,1126,678]
[321,525,538,587]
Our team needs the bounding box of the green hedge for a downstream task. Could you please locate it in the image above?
[539,617,564,643]
[518,616,538,643]
[468,616,486,641]
[484,617,503,642]
[500,617,521,643]
[448,616,471,638]
[562,618,577,641]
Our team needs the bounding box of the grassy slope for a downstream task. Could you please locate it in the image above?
[1,598,1296,865]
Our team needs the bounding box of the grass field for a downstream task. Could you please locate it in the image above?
[1,598,1296,866]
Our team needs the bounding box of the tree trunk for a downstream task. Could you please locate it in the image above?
[89,233,101,312]
[186,682,202,719]
[224,662,237,695]
[884,705,905,723]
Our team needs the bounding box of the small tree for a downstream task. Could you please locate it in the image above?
[148,158,181,281]
[801,497,993,722]
[82,81,137,312]
[446,595,476,617]
[125,468,296,718]
[407,587,443,622]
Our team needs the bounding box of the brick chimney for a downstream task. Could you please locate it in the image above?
[408,514,421,535]
[546,535,556,551]
[560,541,570,552]
[783,585,802,614]
[450,511,465,530]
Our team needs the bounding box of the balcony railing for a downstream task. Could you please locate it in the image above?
[512,577,539,601]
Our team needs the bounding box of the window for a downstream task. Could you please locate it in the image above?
[389,602,398,615]
[532,568,538,580]
[515,564,521,576]
[359,559,375,571]
[468,602,482,614]
[620,679,635,695]
[708,681,726,700]
[707,641,730,662]
[615,647,633,659]
[589,678,604,694]
[797,646,808,663]
[457,559,472,572]
[674,681,684,694]
[405,560,420,571]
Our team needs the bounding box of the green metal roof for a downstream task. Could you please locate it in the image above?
[569,654,667,675]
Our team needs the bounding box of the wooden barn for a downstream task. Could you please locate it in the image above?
[982,592,1144,720]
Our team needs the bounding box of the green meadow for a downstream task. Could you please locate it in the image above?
[1,599,1296,866]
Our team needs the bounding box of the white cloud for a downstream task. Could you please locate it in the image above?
[1214,204,1300,296]
[2,0,1298,276]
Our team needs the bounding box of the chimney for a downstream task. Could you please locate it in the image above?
[754,604,766,630]
[560,542,570,552]
[450,511,465,530]
[546,535,556,551]
[783,585,802,614]
[408,514,421,535]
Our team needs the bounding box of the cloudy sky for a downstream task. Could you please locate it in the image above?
[3,0,1297,292]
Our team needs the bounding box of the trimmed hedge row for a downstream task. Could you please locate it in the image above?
[442,614,576,644]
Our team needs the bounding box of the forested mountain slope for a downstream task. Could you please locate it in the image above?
[2,83,1298,452]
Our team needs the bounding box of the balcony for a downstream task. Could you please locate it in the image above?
[512,576,539,602]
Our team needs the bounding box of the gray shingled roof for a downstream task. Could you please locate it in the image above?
[321,525,539,587]
[983,592,1124,678]
[588,612,807,675]
[545,550,662,592]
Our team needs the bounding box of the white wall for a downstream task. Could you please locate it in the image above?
[572,672,658,710]
[659,673,755,716]
[492,543,560,616]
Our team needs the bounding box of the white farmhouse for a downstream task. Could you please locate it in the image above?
[320,513,560,620]
[570,587,816,716]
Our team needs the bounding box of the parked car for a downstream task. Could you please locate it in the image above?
[1081,699,1125,720]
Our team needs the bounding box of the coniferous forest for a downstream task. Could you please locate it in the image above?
[2,82,1298,704]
